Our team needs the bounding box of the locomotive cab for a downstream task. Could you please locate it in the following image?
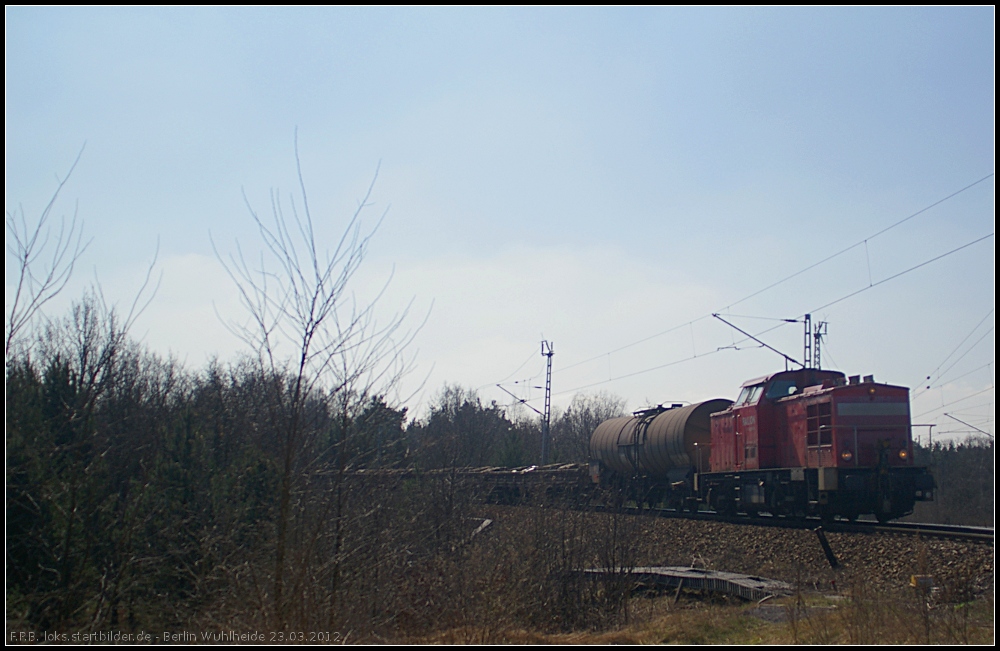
[710,369,846,472]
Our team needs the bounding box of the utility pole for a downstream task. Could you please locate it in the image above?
[541,340,554,465]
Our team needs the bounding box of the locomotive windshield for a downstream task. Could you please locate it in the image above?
[736,379,797,405]
[736,384,765,405]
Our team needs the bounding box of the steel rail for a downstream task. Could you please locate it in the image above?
[606,505,994,544]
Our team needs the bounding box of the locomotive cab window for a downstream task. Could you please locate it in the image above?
[737,384,765,406]
[766,380,797,400]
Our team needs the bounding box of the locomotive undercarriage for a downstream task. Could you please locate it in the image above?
[613,466,935,523]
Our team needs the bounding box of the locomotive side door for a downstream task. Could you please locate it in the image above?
[732,383,764,470]
[710,409,737,471]
[733,411,745,470]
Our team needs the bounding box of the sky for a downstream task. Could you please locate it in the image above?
[6,7,995,442]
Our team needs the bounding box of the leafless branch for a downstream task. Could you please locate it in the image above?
[216,135,419,402]
[91,237,162,337]
[6,146,91,359]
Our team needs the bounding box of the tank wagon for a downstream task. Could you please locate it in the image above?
[589,368,935,522]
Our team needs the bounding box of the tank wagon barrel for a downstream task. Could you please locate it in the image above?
[590,399,733,479]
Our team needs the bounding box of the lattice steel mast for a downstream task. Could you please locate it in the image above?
[541,340,554,465]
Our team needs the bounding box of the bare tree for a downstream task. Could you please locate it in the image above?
[5,148,89,360]
[214,133,421,628]
[551,391,627,463]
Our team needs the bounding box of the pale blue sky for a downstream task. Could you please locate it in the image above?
[6,7,994,441]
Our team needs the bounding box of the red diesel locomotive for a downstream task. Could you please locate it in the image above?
[589,367,935,522]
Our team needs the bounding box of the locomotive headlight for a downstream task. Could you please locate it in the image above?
[898,449,908,460]
[840,450,853,462]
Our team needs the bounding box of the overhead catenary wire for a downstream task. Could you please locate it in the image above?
[913,397,995,435]
[910,306,994,397]
[547,235,992,400]
[943,413,994,439]
[553,321,790,398]
[488,173,994,406]
[904,311,996,439]
[931,411,992,421]
[912,385,995,419]
[478,347,543,391]
[495,348,542,384]
[807,233,993,314]
[708,314,801,322]
[912,327,995,403]
[719,173,996,314]
[930,429,995,440]
[922,361,994,392]
[557,317,710,374]
[551,347,725,398]
[554,173,994,376]
[919,400,996,420]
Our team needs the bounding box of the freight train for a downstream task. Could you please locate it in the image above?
[588,367,936,522]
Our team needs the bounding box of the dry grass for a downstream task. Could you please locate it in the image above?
[399,597,772,645]
[397,587,994,646]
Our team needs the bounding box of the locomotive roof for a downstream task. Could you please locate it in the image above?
[739,368,846,388]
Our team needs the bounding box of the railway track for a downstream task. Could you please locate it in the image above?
[831,519,994,544]
[605,504,994,544]
[349,465,993,544]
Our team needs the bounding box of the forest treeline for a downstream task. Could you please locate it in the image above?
[909,437,994,527]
